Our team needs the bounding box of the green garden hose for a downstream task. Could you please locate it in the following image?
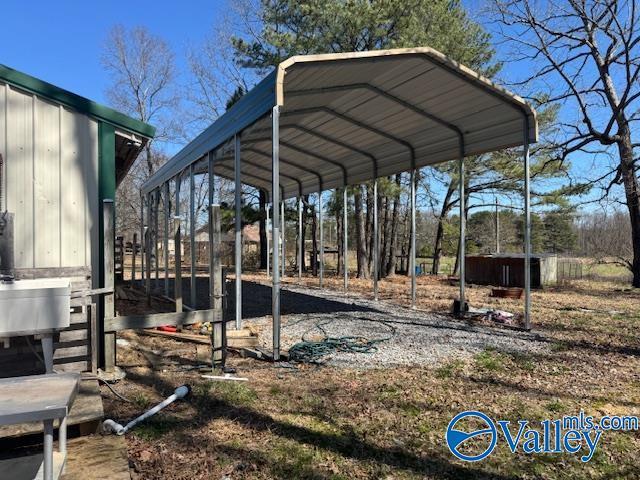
[288,317,396,364]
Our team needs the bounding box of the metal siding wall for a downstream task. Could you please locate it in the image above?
[87,119,98,278]
[6,86,34,268]
[0,82,98,270]
[60,107,87,267]
[0,84,5,208]
[34,97,61,267]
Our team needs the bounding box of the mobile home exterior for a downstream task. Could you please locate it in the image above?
[0,64,154,375]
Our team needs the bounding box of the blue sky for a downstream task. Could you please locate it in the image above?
[0,0,229,105]
[0,1,617,214]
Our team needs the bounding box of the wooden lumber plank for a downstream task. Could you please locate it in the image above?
[105,309,221,332]
[14,267,90,280]
[141,328,257,348]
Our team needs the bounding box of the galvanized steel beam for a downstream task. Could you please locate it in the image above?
[459,156,466,315]
[373,179,379,301]
[523,118,531,330]
[234,134,242,330]
[272,106,281,360]
[190,165,196,309]
[298,197,303,281]
[319,190,324,288]
[410,170,416,309]
[343,188,348,292]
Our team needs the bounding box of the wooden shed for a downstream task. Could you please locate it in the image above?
[465,254,558,288]
[0,64,154,376]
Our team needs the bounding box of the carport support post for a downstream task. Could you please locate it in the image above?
[319,191,324,288]
[272,106,281,360]
[174,173,183,313]
[145,193,152,306]
[140,192,145,288]
[459,156,466,314]
[281,200,285,278]
[190,165,196,309]
[523,125,531,330]
[208,150,215,302]
[410,170,416,309]
[298,197,303,281]
[266,202,270,277]
[234,134,242,330]
[164,182,170,297]
[154,190,160,288]
[373,179,379,301]
[343,188,348,292]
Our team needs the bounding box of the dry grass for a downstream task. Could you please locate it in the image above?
[104,274,640,479]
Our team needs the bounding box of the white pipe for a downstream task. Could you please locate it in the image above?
[102,385,190,435]
[201,374,248,382]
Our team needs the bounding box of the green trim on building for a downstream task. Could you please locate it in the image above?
[0,64,155,139]
[98,122,116,289]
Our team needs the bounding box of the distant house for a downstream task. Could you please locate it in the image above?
[177,223,261,266]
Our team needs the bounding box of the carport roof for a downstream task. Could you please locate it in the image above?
[142,47,537,198]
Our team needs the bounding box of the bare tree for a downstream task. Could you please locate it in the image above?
[102,24,180,175]
[577,210,633,268]
[492,0,640,286]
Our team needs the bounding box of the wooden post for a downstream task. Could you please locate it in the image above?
[174,215,182,313]
[154,190,160,288]
[164,182,170,297]
[131,232,137,284]
[89,303,98,375]
[209,204,224,368]
[145,192,152,306]
[103,200,116,372]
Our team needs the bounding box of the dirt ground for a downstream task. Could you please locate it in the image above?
[105,272,640,479]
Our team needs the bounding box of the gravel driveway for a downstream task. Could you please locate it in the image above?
[245,282,549,368]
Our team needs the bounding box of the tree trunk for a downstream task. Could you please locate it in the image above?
[432,179,457,275]
[259,190,267,269]
[385,174,402,276]
[354,185,370,278]
[380,192,390,277]
[453,199,470,276]
[145,144,154,176]
[618,131,640,287]
[366,184,374,274]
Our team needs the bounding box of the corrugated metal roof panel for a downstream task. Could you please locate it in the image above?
[143,48,536,198]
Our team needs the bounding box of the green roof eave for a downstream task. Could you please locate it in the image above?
[0,64,156,139]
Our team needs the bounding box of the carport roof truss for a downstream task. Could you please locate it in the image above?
[142,47,537,198]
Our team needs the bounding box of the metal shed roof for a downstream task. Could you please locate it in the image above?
[142,47,536,198]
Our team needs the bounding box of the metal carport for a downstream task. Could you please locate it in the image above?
[141,47,537,361]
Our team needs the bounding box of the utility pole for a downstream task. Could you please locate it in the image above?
[495,198,500,254]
